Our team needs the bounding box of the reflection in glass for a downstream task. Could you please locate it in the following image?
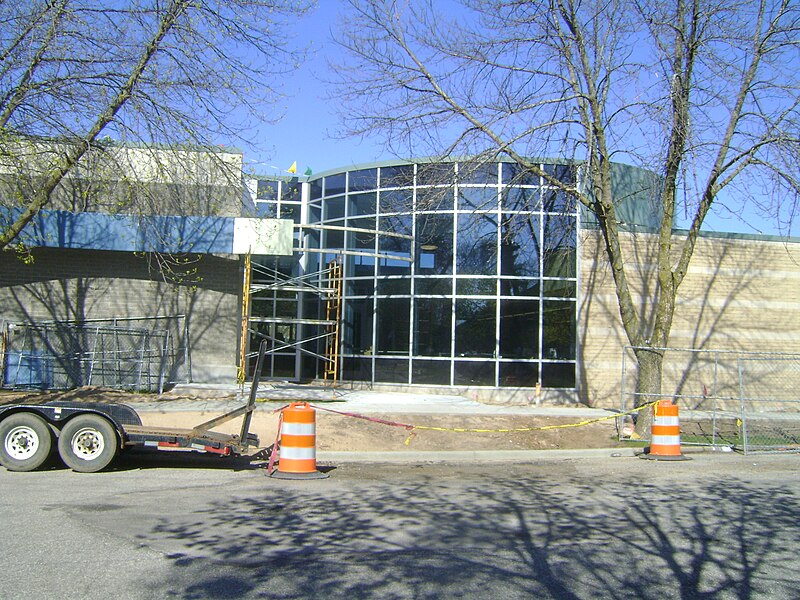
[380,189,413,214]
[544,214,577,278]
[455,298,496,357]
[325,173,346,196]
[414,297,452,357]
[457,213,497,275]
[454,361,495,386]
[376,298,410,354]
[499,362,539,387]
[416,213,453,275]
[374,358,409,383]
[458,187,499,210]
[459,162,498,184]
[348,168,377,192]
[380,164,415,188]
[344,297,374,354]
[378,214,412,276]
[500,213,540,281]
[502,163,539,186]
[349,192,376,217]
[543,300,575,360]
[499,299,539,359]
[412,360,451,384]
[541,362,575,388]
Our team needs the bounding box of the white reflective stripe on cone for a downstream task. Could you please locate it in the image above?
[654,416,680,426]
[652,435,681,446]
[281,422,316,435]
[280,446,316,460]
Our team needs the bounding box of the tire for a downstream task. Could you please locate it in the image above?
[0,413,54,472]
[58,414,118,473]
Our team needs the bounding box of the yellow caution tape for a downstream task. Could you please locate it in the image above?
[404,399,660,435]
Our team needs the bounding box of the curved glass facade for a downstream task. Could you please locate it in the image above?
[297,160,579,389]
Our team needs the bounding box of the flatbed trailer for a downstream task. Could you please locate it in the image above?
[0,342,267,473]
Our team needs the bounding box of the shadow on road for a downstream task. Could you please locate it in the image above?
[140,465,799,599]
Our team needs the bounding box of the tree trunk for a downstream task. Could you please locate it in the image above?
[633,347,664,437]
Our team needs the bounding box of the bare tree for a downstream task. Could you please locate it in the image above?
[0,0,311,250]
[332,0,800,418]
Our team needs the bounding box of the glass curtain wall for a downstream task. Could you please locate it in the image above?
[310,160,578,389]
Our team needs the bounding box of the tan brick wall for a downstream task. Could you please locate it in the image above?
[579,230,800,407]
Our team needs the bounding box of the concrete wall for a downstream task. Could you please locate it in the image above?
[0,248,242,384]
[579,229,800,408]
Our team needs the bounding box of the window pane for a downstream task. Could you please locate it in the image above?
[376,298,410,354]
[502,163,540,186]
[414,278,452,295]
[542,189,577,213]
[380,164,414,188]
[412,359,451,384]
[380,189,413,214]
[344,297,373,354]
[456,278,495,295]
[455,298,496,357]
[457,213,497,275]
[254,201,277,218]
[499,362,539,387]
[543,300,575,360]
[281,181,302,202]
[256,180,278,200]
[454,361,495,386]
[458,187,499,211]
[374,358,409,383]
[377,278,411,295]
[349,192,376,217]
[416,213,453,275]
[378,215,412,275]
[414,297,452,357]
[501,214,540,278]
[543,163,577,184]
[543,214,576,278]
[459,162,498,185]
[499,299,539,359]
[541,362,575,388]
[417,162,454,186]
[348,168,377,192]
[325,173,346,196]
[326,197,345,221]
[417,188,453,212]
[342,357,371,381]
[503,187,540,211]
[310,179,322,200]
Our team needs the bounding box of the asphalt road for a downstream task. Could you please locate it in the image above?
[1,450,799,599]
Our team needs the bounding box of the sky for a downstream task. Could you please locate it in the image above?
[241,2,386,178]
[242,1,793,238]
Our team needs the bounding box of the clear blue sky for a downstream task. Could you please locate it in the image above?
[243,1,790,237]
[242,2,386,177]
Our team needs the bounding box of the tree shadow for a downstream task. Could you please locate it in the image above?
[140,466,799,599]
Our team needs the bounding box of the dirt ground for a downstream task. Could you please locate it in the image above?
[0,387,629,452]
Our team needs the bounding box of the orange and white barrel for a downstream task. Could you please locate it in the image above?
[278,402,318,474]
[642,399,689,460]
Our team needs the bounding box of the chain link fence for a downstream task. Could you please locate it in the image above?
[0,316,189,393]
[620,347,800,454]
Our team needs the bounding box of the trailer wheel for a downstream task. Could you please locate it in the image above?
[58,415,118,473]
[0,413,54,472]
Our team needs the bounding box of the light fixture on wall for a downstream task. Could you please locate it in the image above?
[420,243,438,251]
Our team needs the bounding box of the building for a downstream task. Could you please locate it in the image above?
[1,148,799,406]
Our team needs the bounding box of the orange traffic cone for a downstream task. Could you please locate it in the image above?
[640,399,690,461]
[271,402,329,479]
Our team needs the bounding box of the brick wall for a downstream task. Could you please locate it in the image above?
[579,230,800,407]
